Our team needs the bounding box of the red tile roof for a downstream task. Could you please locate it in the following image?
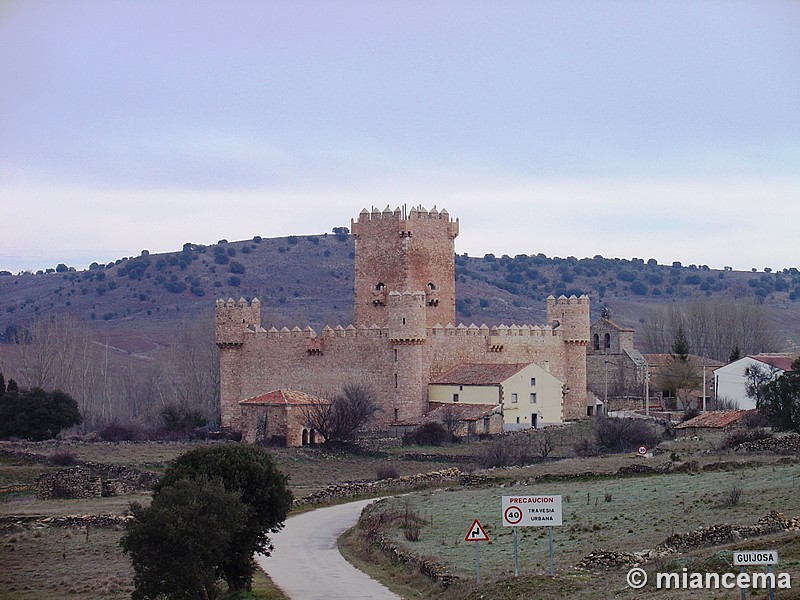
[674,410,748,429]
[750,354,795,372]
[239,389,329,406]
[430,363,531,385]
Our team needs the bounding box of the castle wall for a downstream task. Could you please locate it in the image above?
[218,299,590,429]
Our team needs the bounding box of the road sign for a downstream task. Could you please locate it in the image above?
[502,496,562,527]
[464,519,490,542]
[733,550,778,566]
[636,445,648,456]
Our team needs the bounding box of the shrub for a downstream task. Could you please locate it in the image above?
[742,410,770,429]
[718,483,742,507]
[718,428,772,451]
[98,420,146,442]
[50,449,77,466]
[595,416,662,453]
[376,465,399,480]
[402,422,451,446]
[474,437,534,468]
[573,438,600,457]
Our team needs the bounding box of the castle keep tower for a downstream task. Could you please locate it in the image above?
[351,205,459,328]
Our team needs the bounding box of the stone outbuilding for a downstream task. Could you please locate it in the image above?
[673,410,749,438]
[239,389,328,447]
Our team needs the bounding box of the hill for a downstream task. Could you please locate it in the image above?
[2,231,799,355]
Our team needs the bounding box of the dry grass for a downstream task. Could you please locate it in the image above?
[368,461,800,588]
[0,526,133,599]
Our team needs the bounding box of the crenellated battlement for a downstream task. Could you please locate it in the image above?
[351,204,459,238]
[241,320,557,341]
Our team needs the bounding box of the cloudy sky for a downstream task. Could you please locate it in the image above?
[1,0,798,273]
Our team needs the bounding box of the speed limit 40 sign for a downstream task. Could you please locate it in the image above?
[502,495,562,527]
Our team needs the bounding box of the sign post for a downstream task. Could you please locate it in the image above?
[464,519,490,583]
[733,551,778,600]
[502,495,562,577]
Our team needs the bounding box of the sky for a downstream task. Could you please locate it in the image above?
[1,0,799,274]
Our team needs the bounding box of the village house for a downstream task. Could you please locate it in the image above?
[714,354,795,410]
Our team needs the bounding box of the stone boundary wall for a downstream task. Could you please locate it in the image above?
[358,499,461,588]
[577,511,800,570]
[1,513,133,533]
[737,435,800,453]
[295,467,461,506]
[35,467,133,499]
[0,446,158,494]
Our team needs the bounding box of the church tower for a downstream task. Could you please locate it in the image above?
[351,205,459,328]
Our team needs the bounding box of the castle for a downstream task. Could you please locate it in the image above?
[216,205,592,440]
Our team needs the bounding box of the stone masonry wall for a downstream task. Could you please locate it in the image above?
[220,310,590,430]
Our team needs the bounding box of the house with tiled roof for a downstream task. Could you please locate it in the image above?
[239,389,329,447]
[714,354,796,410]
[428,362,564,430]
[674,410,749,437]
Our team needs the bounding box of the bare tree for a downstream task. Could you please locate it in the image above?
[440,404,464,436]
[302,383,380,443]
[744,362,781,406]
[640,300,780,362]
[532,427,561,461]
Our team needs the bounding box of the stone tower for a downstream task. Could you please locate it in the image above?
[546,294,591,420]
[215,297,261,431]
[351,205,459,328]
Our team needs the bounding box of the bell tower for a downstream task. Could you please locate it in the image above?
[351,205,459,327]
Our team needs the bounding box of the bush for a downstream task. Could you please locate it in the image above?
[0,387,82,441]
[50,449,77,466]
[595,416,662,453]
[742,410,770,429]
[718,428,772,451]
[402,422,451,446]
[573,438,600,457]
[98,420,146,442]
[474,437,534,468]
[376,465,399,480]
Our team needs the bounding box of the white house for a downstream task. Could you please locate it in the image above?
[428,362,564,430]
[713,354,795,410]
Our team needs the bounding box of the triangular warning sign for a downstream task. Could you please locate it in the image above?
[464,518,490,542]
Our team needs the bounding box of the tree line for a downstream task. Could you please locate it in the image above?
[0,313,219,431]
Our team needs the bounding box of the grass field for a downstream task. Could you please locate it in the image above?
[3,427,800,599]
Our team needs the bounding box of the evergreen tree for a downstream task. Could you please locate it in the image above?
[671,327,690,362]
[758,359,800,433]
[123,445,292,595]
[729,345,741,363]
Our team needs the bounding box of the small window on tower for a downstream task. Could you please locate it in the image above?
[530,377,536,386]
[511,393,518,403]
[453,393,459,403]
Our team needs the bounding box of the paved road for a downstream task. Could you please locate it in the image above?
[256,498,402,600]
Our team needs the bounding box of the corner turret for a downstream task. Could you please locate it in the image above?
[215,297,261,346]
